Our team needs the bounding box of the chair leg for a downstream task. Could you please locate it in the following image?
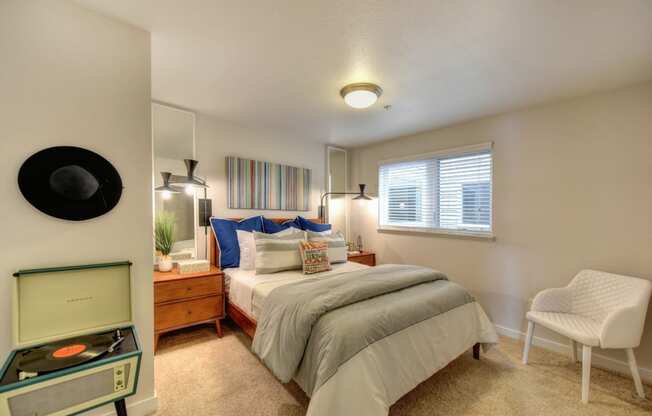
[626,348,645,399]
[570,340,578,362]
[522,321,535,364]
[581,345,592,403]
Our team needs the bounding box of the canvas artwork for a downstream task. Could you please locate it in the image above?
[226,156,311,211]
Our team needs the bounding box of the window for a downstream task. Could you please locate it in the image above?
[379,143,493,237]
[387,185,421,222]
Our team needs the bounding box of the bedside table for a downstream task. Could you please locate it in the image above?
[154,266,225,352]
[347,251,376,267]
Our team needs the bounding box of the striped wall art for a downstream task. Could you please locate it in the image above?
[226,157,311,211]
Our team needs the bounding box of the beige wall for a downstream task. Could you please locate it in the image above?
[349,82,652,374]
[0,1,155,414]
[194,115,326,258]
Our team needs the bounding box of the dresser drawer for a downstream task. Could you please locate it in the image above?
[155,295,223,331]
[155,274,222,304]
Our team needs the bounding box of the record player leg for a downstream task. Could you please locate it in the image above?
[473,343,480,360]
[215,319,223,338]
[114,398,127,416]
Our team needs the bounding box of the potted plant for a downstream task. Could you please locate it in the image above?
[155,211,176,272]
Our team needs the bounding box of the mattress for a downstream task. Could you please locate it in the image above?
[224,261,369,319]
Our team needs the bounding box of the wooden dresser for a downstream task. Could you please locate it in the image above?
[347,251,376,267]
[154,266,225,352]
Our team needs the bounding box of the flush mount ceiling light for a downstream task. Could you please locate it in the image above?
[340,83,383,109]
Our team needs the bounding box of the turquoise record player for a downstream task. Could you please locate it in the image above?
[0,261,141,416]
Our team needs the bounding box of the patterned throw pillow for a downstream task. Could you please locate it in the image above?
[307,230,347,264]
[253,229,306,274]
[299,241,332,274]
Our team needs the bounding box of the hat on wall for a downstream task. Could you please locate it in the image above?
[18,146,123,221]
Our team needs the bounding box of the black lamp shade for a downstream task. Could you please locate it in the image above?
[172,159,207,188]
[352,184,372,200]
[154,172,181,193]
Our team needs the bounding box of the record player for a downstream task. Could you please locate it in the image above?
[0,261,141,416]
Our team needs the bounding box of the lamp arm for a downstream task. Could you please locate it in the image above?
[320,191,359,206]
[319,191,359,222]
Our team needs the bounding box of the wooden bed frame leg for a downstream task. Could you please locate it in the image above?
[473,343,480,360]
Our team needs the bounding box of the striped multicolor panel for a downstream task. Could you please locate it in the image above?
[227,157,311,211]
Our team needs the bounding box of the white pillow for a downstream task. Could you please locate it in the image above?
[274,227,305,237]
[236,229,256,270]
[307,230,347,264]
[254,230,306,274]
[311,229,332,236]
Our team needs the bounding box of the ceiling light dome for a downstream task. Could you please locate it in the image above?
[340,83,382,109]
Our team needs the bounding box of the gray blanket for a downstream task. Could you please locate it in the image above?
[251,264,474,394]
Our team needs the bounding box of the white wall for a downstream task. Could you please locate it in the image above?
[0,1,155,414]
[349,82,652,374]
[194,115,325,258]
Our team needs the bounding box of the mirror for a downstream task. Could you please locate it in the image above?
[153,103,197,261]
[327,146,348,238]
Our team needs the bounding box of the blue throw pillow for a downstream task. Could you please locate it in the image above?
[297,216,331,232]
[210,216,263,269]
[282,217,302,230]
[262,217,291,233]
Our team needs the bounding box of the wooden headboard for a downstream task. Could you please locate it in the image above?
[208,217,322,268]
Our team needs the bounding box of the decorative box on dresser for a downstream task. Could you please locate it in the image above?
[347,251,376,266]
[154,266,225,352]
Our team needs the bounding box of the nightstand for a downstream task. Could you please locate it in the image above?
[153,266,225,352]
[347,251,376,267]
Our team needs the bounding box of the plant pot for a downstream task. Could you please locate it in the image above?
[158,255,173,272]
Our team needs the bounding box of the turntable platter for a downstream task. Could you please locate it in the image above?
[17,333,115,374]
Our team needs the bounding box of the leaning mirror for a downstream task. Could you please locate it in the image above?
[327,146,348,238]
[152,103,196,270]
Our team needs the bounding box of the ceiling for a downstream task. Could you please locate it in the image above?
[76,0,652,147]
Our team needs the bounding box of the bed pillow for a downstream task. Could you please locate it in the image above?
[236,230,256,270]
[254,229,306,274]
[274,227,306,238]
[282,217,302,230]
[297,216,332,233]
[262,217,289,233]
[299,241,332,274]
[210,216,264,269]
[307,230,347,264]
[262,217,305,234]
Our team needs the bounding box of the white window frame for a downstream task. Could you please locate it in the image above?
[377,142,494,239]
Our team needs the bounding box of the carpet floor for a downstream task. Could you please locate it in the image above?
[154,321,651,416]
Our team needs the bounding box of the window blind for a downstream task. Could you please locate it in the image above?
[379,144,493,236]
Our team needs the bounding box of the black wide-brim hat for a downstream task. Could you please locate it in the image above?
[18,146,123,221]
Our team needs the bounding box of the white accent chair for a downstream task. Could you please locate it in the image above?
[522,269,651,403]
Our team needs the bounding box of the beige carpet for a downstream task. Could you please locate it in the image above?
[154,321,651,416]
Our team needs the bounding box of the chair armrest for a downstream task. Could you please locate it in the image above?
[600,305,648,348]
[531,287,573,313]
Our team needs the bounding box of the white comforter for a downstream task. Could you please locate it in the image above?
[225,261,368,319]
[224,264,498,416]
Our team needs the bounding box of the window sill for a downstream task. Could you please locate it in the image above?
[377,226,495,241]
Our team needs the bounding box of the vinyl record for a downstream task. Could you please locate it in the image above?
[17,333,114,374]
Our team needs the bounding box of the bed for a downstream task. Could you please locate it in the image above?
[209,218,498,416]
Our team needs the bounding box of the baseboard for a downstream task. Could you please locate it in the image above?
[495,324,652,384]
[97,394,158,416]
